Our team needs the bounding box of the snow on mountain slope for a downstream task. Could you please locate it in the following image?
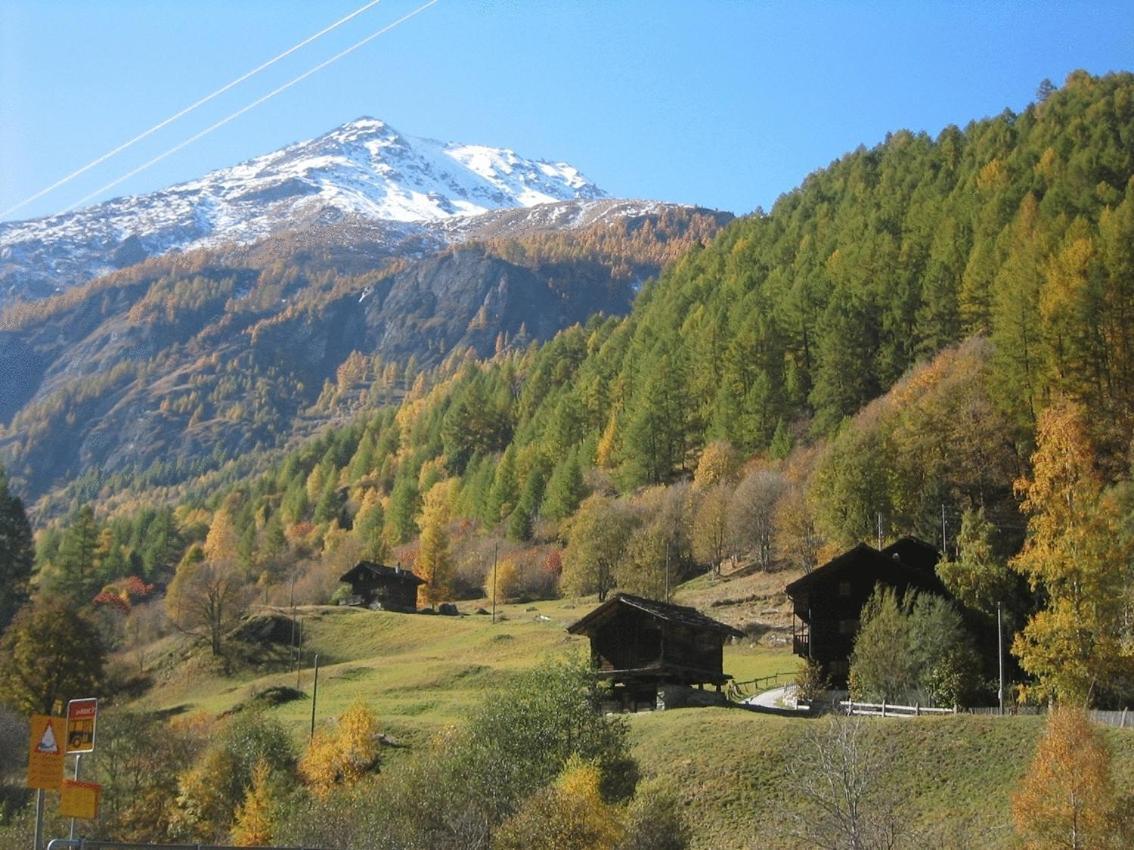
[0,118,607,302]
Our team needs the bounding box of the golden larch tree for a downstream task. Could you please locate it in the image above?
[1010,399,1134,703]
[231,759,276,846]
[1012,707,1122,849]
[299,703,382,799]
[416,480,456,607]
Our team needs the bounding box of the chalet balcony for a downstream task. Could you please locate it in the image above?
[792,615,810,658]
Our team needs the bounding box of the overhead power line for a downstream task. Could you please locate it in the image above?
[2,0,385,220]
[64,0,440,213]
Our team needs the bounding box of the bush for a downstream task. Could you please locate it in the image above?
[171,710,295,841]
[493,757,624,850]
[617,779,690,850]
[849,587,981,707]
[313,656,641,850]
[299,703,381,797]
[793,659,830,703]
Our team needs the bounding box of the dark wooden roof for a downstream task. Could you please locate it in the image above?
[784,537,943,597]
[566,593,745,639]
[339,561,425,586]
[880,537,940,573]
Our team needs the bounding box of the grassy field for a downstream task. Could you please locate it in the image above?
[135,596,799,750]
[126,593,1134,850]
[630,709,1134,850]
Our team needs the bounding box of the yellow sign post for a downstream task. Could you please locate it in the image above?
[59,779,102,820]
[26,715,65,790]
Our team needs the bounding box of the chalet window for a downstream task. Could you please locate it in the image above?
[694,632,717,652]
[838,580,852,597]
[838,618,859,635]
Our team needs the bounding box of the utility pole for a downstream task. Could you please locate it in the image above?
[664,542,671,603]
[310,653,320,741]
[491,542,499,625]
[291,574,302,688]
[295,617,304,690]
[997,602,1005,716]
[877,512,883,549]
[941,504,947,555]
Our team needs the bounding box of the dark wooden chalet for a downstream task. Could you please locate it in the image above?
[567,593,745,709]
[785,537,946,682]
[339,561,424,612]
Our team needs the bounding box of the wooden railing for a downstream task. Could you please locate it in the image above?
[727,670,797,701]
[966,706,1132,728]
[840,699,955,717]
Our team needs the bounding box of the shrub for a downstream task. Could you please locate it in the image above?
[493,757,624,850]
[299,703,381,798]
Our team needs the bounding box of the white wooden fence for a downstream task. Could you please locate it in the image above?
[838,701,1132,728]
[966,706,1132,728]
[839,699,955,718]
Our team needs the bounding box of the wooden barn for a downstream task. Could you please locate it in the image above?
[339,561,424,612]
[785,536,946,683]
[567,593,745,710]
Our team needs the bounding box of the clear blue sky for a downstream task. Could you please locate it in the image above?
[1,1,1131,223]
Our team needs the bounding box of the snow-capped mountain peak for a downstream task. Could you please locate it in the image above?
[0,117,607,301]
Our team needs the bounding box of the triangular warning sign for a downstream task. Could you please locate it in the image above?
[35,720,59,754]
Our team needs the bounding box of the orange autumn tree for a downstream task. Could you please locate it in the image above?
[1010,399,1134,703]
[1012,707,1124,849]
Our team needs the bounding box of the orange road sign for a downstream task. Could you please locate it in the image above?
[59,779,102,820]
[26,715,65,790]
[66,698,98,754]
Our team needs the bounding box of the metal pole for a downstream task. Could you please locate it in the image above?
[664,542,671,603]
[490,542,498,625]
[997,602,1005,716]
[68,752,82,840]
[33,789,44,850]
[310,653,320,741]
[877,512,883,549]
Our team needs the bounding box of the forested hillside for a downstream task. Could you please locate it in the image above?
[0,203,727,514]
[18,71,1134,709]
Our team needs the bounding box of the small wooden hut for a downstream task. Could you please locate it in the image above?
[339,561,424,612]
[784,537,945,682]
[567,593,744,710]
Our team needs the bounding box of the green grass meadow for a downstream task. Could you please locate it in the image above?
[128,600,1134,849]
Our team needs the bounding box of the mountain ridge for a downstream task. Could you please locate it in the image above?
[0,117,610,304]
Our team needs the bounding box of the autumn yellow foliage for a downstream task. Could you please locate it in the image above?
[299,703,381,798]
[231,759,276,846]
[484,557,521,605]
[493,757,624,850]
[1012,707,1124,849]
[1010,400,1134,703]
